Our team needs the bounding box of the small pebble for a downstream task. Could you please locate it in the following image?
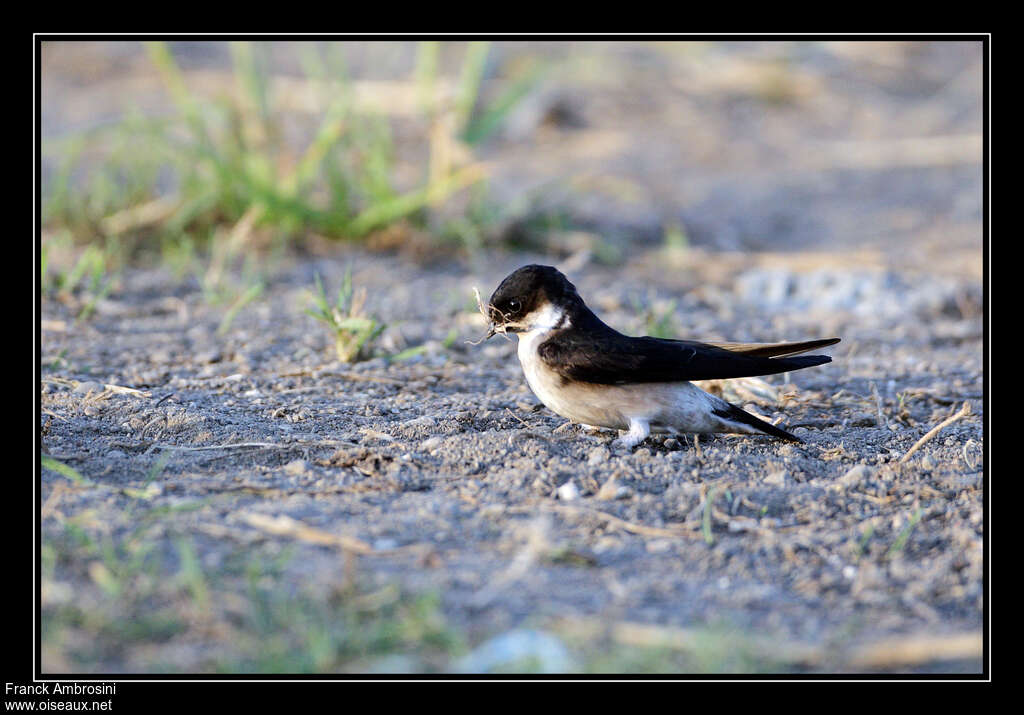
[834,464,874,490]
[283,459,308,476]
[73,381,104,395]
[556,481,580,501]
[195,350,222,364]
[596,478,618,501]
[764,470,788,487]
[587,446,609,466]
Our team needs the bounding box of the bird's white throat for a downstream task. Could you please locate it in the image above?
[516,303,568,354]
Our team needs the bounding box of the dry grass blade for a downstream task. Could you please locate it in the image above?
[42,377,151,398]
[154,442,286,451]
[556,617,822,666]
[899,401,972,464]
[846,632,982,668]
[240,512,375,554]
[99,195,181,236]
[466,285,504,345]
[505,407,531,428]
[239,512,428,557]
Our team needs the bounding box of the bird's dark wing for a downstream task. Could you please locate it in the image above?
[537,330,836,385]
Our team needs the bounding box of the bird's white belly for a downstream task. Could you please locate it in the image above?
[516,329,727,434]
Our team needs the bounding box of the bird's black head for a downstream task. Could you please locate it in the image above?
[486,264,582,335]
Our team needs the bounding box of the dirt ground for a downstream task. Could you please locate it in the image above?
[38,40,985,674]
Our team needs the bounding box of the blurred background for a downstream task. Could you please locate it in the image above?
[38,40,986,676]
[41,40,983,287]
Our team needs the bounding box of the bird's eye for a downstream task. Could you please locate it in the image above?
[508,299,521,313]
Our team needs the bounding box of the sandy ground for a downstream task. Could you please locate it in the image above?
[38,40,985,674]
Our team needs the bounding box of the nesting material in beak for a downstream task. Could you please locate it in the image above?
[467,286,508,344]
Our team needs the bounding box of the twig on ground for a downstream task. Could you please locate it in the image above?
[899,401,972,464]
[505,408,531,428]
[154,442,288,451]
[151,438,362,456]
[42,377,152,398]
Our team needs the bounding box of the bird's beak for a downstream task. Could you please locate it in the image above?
[484,324,497,340]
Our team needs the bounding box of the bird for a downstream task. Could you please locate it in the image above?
[483,264,839,449]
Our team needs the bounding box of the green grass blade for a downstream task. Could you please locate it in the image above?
[702,486,717,546]
[42,455,92,486]
[347,164,484,236]
[415,41,441,116]
[455,42,491,130]
[462,60,546,145]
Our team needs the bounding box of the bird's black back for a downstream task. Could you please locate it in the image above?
[538,306,832,385]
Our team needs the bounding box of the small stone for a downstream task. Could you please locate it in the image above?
[73,381,104,395]
[402,416,436,430]
[596,478,618,501]
[421,436,443,452]
[663,438,681,450]
[764,470,788,487]
[556,481,580,501]
[587,446,609,466]
[834,464,874,490]
[593,536,620,553]
[456,629,574,674]
[850,413,877,427]
[283,459,308,476]
[646,539,672,553]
